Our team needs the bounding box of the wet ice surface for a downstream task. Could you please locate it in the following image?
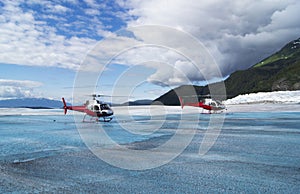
[0,105,300,193]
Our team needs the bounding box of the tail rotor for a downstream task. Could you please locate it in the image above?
[62,97,68,114]
[179,97,185,109]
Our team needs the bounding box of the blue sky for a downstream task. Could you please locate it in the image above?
[1,0,300,103]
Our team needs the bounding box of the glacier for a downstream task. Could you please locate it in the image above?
[0,91,300,193]
[225,90,300,104]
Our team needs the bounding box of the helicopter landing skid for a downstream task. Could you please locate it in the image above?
[102,117,113,122]
[82,114,112,122]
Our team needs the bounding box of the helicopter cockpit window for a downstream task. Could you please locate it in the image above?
[216,100,222,105]
[211,102,217,106]
[100,104,110,110]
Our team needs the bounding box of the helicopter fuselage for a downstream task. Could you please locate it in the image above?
[62,98,113,121]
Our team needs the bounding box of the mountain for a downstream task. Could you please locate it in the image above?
[121,99,153,106]
[225,37,300,97]
[0,98,66,109]
[154,37,300,105]
[153,85,210,106]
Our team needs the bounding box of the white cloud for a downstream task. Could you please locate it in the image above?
[0,79,43,98]
[0,86,31,98]
[79,25,225,87]
[119,0,300,76]
[83,0,97,8]
[84,8,101,16]
[50,4,70,13]
[1,0,299,90]
[111,47,203,86]
[0,79,42,87]
[0,0,112,70]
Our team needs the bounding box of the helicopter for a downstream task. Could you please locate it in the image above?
[179,95,226,114]
[62,94,114,122]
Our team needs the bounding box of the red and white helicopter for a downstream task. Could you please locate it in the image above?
[179,95,226,114]
[62,94,114,122]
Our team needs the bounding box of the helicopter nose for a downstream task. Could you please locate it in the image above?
[102,110,113,116]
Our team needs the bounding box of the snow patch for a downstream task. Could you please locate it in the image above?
[225,90,300,105]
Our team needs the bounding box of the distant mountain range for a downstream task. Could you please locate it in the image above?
[120,99,153,106]
[154,37,300,105]
[0,98,152,108]
[0,98,66,109]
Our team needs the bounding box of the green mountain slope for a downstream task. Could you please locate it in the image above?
[225,37,300,97]
[154,37,300,105]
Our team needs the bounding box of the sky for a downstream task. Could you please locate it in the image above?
[0,0,300,103]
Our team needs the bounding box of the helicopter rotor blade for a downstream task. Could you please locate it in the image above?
[88,94,132,98]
